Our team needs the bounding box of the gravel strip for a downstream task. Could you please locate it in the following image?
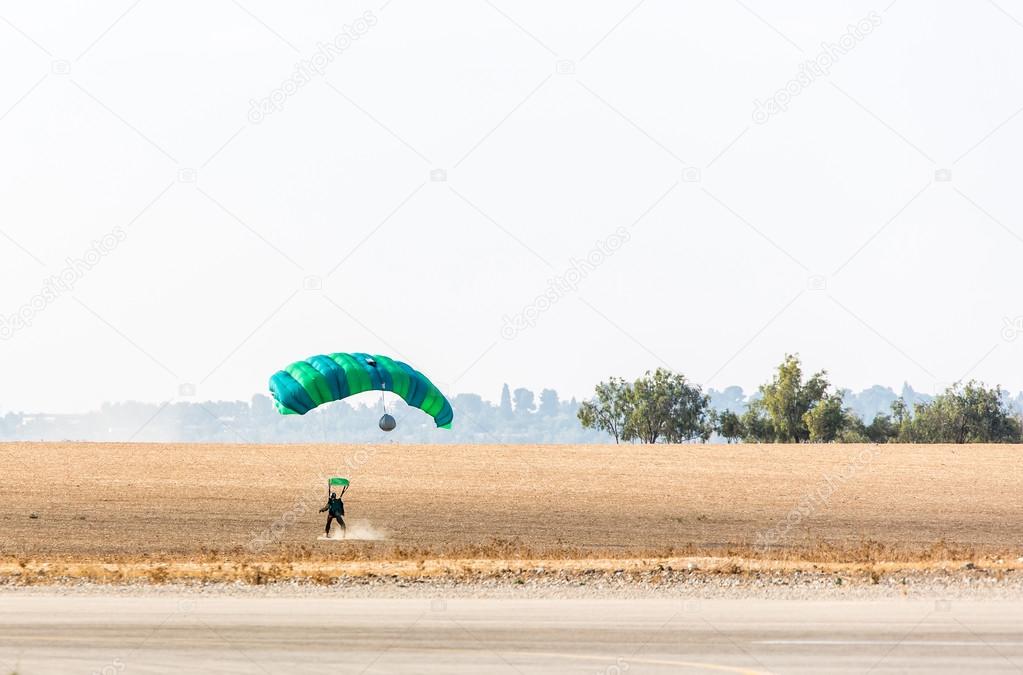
[5,569,1023,600]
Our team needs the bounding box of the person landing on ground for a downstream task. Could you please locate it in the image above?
[319,489,346,537]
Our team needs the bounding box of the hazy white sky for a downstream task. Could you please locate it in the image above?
[2,0,1022,413]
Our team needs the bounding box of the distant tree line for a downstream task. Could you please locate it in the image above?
[579,355,1023,444]
[5,362,1023,444]
[0,386,605,444]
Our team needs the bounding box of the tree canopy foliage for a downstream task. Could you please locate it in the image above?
[578,369,714,444]
[581,355,1023,444]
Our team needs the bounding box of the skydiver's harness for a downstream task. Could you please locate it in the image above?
[328,495,345,517]
[322,483,348,517]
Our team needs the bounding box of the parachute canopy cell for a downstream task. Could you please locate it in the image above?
[269,352,453,429]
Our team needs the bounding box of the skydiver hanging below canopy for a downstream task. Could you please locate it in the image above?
[269,353,452,538]
[268,352,453,433]
[319,478,348,538]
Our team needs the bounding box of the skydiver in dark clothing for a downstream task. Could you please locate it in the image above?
[319,491,346,538]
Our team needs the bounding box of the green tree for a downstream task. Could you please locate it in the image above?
[890,397,908,426]
[717,409,744,443]
[837,414,870,443]
[740,403,774,442]
[803,392,846,442]
[863,412,896,443]
[577,377,634,444]
[903,381,1021,443]
[626,368,713,443]
[743,354,835,442]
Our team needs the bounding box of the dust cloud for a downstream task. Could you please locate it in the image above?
[317,520,388,541]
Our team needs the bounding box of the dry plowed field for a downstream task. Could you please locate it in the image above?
[2,442,1021,570]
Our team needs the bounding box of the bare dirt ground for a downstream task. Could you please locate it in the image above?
[1,442,1021,584]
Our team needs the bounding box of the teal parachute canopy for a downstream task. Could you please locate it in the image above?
[269,352,453,429]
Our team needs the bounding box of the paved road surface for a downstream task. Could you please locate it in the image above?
[2,595,1022,673]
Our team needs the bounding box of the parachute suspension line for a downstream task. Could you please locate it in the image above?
[378,387,397,431]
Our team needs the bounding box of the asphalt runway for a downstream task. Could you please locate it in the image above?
[2,595,1022,674]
